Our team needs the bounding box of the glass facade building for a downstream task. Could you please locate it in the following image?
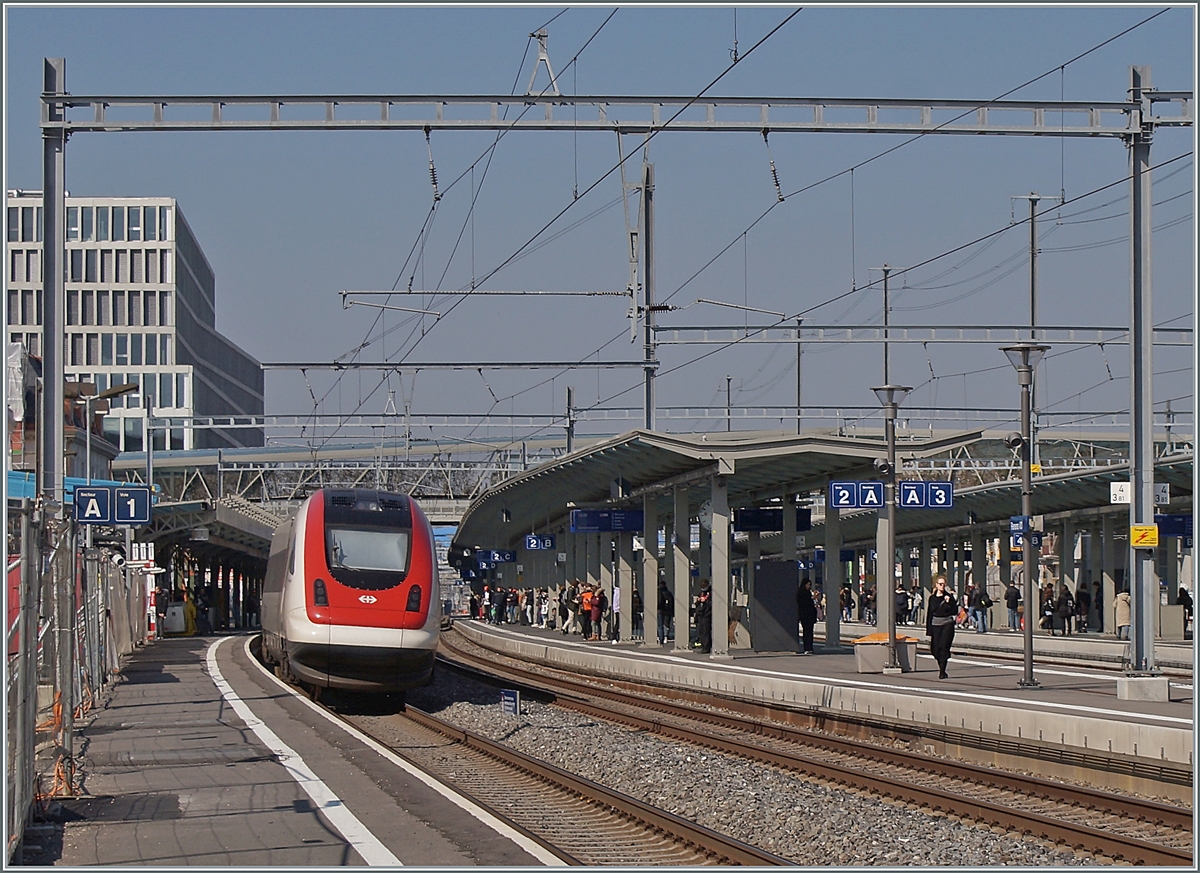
[6,191,264,450]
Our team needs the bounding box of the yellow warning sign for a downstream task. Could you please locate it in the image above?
[1130,525,1159,548]
[1029,463,1042,474]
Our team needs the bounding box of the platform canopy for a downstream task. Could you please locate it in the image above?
[801,452,1194,548]
[453,428,983,552]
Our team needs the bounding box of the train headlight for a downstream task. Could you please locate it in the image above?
[312,577,329,607]
[406,585,422,612]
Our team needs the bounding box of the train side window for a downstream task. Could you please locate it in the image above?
[288,535,297,575]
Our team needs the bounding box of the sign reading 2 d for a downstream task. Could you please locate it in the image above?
[828,481,884,510]
[74,487,112,524]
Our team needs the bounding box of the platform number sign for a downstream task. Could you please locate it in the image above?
[829,481,885,510]
[898,481,926,508]
[74,487,112,524]
[926,481,954,508]
[114,487,152,525]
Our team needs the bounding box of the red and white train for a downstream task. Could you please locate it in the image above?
[261,488,439,693]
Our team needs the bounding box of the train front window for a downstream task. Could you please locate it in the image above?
[326,527,410,573]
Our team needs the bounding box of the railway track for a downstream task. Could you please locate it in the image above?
[438,630,1194,866]
[254,647,789,864]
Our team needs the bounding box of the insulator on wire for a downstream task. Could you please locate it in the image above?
[424,127,441,202]
[769,160,784,202]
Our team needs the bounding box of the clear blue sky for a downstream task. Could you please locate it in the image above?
[4,5,1195,448]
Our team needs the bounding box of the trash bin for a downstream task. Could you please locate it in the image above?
[852,632,918,673]
[163,603,185,635]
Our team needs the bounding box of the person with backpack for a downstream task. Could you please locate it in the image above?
[657,578,674,645]
[1054,583,1075,636]
[1004,580,1021,631]
[970,585,992,633]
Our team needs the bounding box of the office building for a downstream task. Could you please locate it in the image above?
[6,191,263,451]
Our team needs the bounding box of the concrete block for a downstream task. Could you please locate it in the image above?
[1116,675,1171,701]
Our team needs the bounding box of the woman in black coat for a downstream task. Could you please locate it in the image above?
[926,574,957,679]
[798,577,818,654]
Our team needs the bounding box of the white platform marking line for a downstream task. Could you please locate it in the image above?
[205,637,401,867]
[475,626,1192,726]
[242,636,567,867]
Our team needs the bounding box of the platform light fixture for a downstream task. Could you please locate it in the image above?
[1000,342,1050,689]
[871,383,910,673]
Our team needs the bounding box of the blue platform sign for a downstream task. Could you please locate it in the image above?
[113,486,152,525]
[524,534,556,551]
[858,482,884,509]
[74,487,112,524]
[1009,515,1032,535]
[898,481,927,508]
[926,481,954,508]
[828,482,858,509]
[570,509,644,533]
[1155,514,1194,538]
[489,550,516,563]
[500,689,520,716]
[1012,532,1043,548]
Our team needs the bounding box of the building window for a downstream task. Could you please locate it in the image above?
[115,250,128,284]
[22,207,35,242]
[6,207,16,242]
[112,206,124,241]
[69,249,83,282]
[21,290,34,326]
[100,249,112,283]
[123,417,142,452]
[176,373,187,408]
[159,206,171,241]
[95,374,107,395]
[144,206,156,241]
[144,333,156,365]
[82,290,94,325]
[102,415,119,445]
[159,291,173,326]
[26,251,39,283]
[160,334,171,364]
[96,206,109,241]
[67,207,79,241]
[26,333,39,356]
[101,333,113,366]
[129,291,142,326]
[81,206,93,242]
[66,290,79,326]
[130,333,142,366]
[85,250,98,283]
[170,428,184,451]
[127,207,141,241]
[116,333,128,366]
[131,250,144,284]
[159,372,173,407]
[70,333,84,366]
[35,290,42,326]
[86,333,98,366]
[113,290,126,326]
[10,250,22,283]
[146,250,159,284]
[7,290,17,325]
[159,249,172,284]
[144,291,157,325]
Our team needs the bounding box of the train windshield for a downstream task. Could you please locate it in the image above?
[326,527,410,574]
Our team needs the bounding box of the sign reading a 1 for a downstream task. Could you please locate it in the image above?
[114,486,152,524]
[74,487,112,524]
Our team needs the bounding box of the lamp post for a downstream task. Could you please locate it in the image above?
[1000,342,1049,688]
[872,383,910,673]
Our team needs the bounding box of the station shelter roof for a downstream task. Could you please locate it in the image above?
[801,452,1194,550]
[452,428,983,552]
[139,495,283,571]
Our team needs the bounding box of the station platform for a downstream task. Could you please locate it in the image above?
[451,619,1194,778]
[23,634,560,867]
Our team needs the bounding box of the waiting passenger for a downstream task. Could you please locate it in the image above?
[694,582,713,654]
[1004,580,1021,631]
[798,577,818,654]
[1114,588,1132,640]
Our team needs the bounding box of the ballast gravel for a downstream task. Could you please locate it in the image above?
[402,669,1095,867]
